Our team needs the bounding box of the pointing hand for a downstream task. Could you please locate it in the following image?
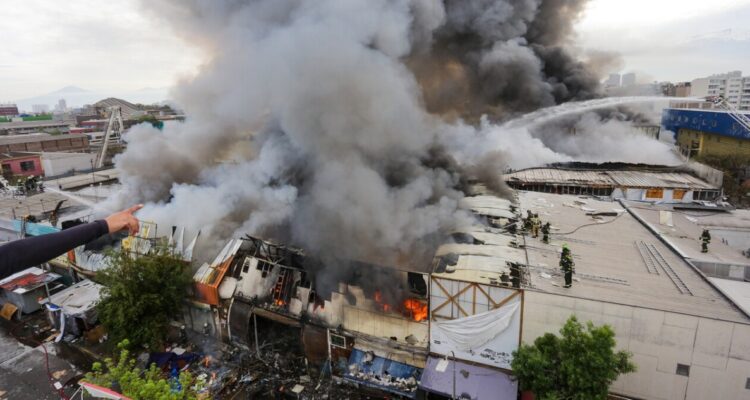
[104,204,144,235]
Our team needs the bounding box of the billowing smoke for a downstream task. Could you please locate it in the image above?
[407,0,601,120]
[104,1,676,286]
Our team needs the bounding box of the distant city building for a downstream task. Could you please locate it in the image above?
[662,107,750,158]
[31,104,50,114]
[661,82,676,97]
[621,72,636,87]
[675,82,691,97]
[606,73,621,87]
[660,82,692,98]
[0,103,19,117]
[56,98,67,112]
[690,71,750,110]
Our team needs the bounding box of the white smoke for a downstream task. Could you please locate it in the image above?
[105,0,680,270]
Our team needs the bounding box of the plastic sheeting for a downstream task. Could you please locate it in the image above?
[433,302,520,351]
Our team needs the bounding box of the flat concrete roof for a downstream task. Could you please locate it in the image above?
[708,278,750,316]
[518,191,749,323]
[0,191,87,220]
[623,201,750,267]
[45,169,119,190]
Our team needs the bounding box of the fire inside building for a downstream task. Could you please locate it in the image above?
[180,189,525,399]
[2,173,748,399]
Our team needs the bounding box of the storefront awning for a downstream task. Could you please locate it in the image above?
[419,356,517,400]
[344,348,421,398]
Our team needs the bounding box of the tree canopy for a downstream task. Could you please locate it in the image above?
[84,340,203,400]
[96,249,191,349]
[511,315,636,400]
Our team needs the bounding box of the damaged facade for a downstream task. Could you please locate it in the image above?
[177,187,526,399]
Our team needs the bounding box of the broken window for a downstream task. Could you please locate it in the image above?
[676,364,690,377]
[330,333,347,348]
[408,272,427,297]
[257,260,274,278]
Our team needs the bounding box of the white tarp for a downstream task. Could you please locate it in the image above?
[433,302,520,351]
[79,382,132,399]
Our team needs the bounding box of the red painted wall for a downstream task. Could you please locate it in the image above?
[1,155,44,177]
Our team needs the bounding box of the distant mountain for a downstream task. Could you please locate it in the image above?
[49,86,90,94]
[15,86,171,113]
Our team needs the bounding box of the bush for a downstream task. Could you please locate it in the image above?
[511,315,636,400]
[96,249,191,349]
[84,340,203,400]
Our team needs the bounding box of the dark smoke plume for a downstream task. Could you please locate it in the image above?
[104,1,674,292]
[408,0,601,121]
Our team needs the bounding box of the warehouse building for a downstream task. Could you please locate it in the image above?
[505,166,721,202]
[0,120,71,135]
[661,108,750,158]
[0,133,89,154]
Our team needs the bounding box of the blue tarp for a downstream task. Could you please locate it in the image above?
[419,356,518,400]
[344,348,421,398]
[11,220,59,236]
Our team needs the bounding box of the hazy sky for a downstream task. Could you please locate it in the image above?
[2,0,750,101]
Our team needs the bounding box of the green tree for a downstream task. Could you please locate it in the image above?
[96,249,191,349]
[84,340,203,400]
[511,315,636,400]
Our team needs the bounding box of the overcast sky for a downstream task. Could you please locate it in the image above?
[2,0,750,102]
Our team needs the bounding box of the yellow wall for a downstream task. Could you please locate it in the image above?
[677,128,750,157]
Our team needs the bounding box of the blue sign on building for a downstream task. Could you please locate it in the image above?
[661,108,750,140]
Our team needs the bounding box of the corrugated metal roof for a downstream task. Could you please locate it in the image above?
[505,168,612,186]
[0,133,84,145]
[504,168,717,190]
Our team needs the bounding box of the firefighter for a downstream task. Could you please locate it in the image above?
[542,222,551,244]
[700,229,711,253]
[560,245,575,288]
[523,210,533,231]
[531,213,541,238]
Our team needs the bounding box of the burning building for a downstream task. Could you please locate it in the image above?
[179,184,526,398]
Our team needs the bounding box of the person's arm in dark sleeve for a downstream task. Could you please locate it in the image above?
[0,220,109,279]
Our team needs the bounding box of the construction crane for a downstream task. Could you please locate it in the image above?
[95,106,124,169]
[707,96,750,135]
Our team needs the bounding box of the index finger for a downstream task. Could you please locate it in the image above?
[124,204,144,215]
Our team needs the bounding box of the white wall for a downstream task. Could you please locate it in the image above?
[41,152,96,176]
[522,291,750,400]
[690,78,710,98]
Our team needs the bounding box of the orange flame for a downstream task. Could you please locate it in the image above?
[374,290,392,313]
[403,298,428,322]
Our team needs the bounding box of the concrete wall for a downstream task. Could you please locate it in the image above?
[684,159,724,188]
[0,136,89,154]
[522,291,750,400]
[692,260,750,281]
[41,152,96,176]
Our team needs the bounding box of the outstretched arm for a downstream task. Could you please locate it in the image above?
[0,205,143,279]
